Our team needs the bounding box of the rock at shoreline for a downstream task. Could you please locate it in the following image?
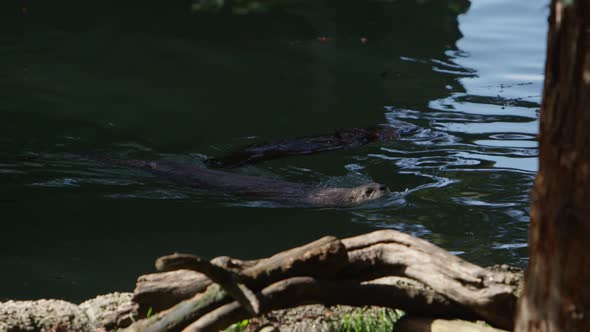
[0,293,133,332]
[79,292,134,329]
[0,299,92,332]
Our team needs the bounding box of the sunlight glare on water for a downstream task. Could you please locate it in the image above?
[0,0,547,301]
[370,0,546,264]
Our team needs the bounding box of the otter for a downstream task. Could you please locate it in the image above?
[94,157,389,206]
[206,126,410,169]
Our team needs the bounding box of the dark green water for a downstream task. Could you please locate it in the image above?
[1,0,546,301]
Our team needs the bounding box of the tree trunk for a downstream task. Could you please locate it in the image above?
[515,1,590,331]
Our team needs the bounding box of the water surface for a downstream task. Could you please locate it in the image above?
[1,0,546,301]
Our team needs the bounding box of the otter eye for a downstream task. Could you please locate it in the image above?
[365,188,374,196]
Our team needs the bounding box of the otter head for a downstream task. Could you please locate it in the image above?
[348,182,390,203]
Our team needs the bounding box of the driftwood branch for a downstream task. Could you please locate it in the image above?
[156,253,260,315]
[119,230,520,332]
[133,270,211,312]
[125,236,349,331]
[184,276,478,332]
[132,253,259,312]
[133,236,346,312]
[124,284,229,332]
[342,230,518,329]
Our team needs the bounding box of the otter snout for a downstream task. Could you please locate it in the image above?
[354,182,389,203]
[370,183,390,193]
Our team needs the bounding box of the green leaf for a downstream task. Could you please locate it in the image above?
[146,306,154,318]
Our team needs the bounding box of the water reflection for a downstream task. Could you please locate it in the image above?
[0,0,545,300]
[370,0,545,265]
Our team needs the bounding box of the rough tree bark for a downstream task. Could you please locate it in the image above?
[515,1,590,331]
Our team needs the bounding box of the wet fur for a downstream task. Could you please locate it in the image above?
[95,157,389,206]
[207,126,403,169]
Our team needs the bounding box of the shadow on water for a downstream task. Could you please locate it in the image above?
[0,0,546,301]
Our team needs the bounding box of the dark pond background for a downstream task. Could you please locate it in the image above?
[1,0,546,302]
